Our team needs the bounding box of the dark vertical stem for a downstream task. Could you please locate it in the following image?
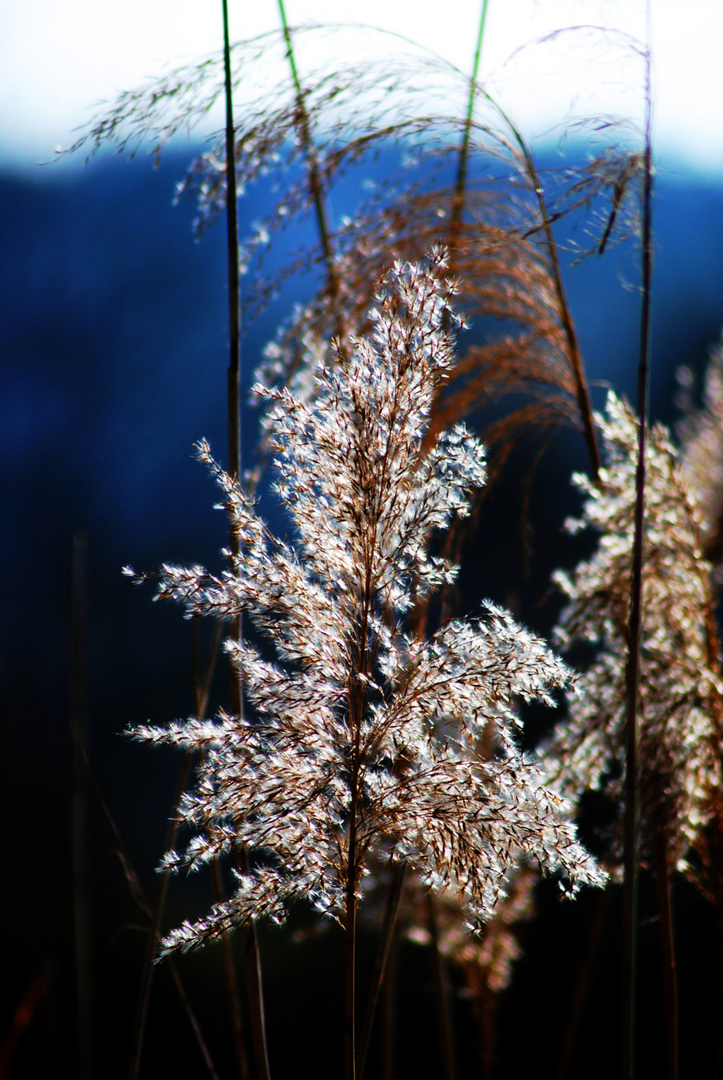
[67,707,216,1078]
[467,966,495,1080]
[427,894,457,1080]
[129,622,224,1080]
[244,921,270,1080]
[128,753,192,1080]
[222,0,241,489]
[381,929,397,1080]
[210,864,251,1080]
[713,818,723,1078]
[447,0,490,273]
[622,17,653,1079]
[222,5,271,1077]
[527,158,601,481]
[345,820,359,1080]
[238,848,271,1080]
[356,861,407,1079]
[653,835,678,1080]
[466,88,601,479]
[557,889,611,1080]
[165,961,222,1080]
[70,532,92,1080]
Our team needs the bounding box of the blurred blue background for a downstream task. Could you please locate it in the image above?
[3,140,723,1077]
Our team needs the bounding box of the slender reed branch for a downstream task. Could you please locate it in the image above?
[128,752,194,1080]
[70,531,93,1080]
[68,646,218,1076]
[652,836,678,1080]
[447,0,490,272]
[381,924,398,1080]
[129,620,225,1080]
[276,0,342,329]
[427,893,457,1080]
[221,7,272,1076]
[443,72,601,479]
[165,963,222,1080]
[622,19,653,1078]
[68,723,217,1080]
[345,818,359,1080]
[557,889,611,1080]
[223,0,241,491]
[210,862,251,1080]
[527,156,601,481]
[356,861,407,1078]
[237,848,271,1080]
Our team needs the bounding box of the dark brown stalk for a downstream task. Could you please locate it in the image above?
[223,0,241,493]
[652,835,678,1080]
[712,817,723,1078]
[276,0,342,335]
[128,620,224,1080]
[72,750,218,1079]
[704,606,723,1075]
[453,73,601,480]
[527,155,601,481]
[345,809,359,1080]
[210,862,251,1080]
[466,966,496,1080]
[69,532,92,1080]
[66,675,217,1077]
[381,924,397,1080]
[222,5,271,1077]
[356,861,407,1078]
[165,961,222,1080]
[447,0,490,274]
[622,20,653,1079]
[238,848,271,1080]
[556,889,611,1080]
[346,560,377,1080]
[128,751,193,1080]
[427,894,457,1080]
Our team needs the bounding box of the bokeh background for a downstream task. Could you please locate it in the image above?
[3,1,723,1077]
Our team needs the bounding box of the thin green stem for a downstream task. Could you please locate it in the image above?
[447,0,490,273]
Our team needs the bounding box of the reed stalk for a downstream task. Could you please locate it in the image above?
[356,862,407,1079]
[70,532,93,1080]
[427,894,457,1080]
[221,5,271,1078]
[447,0,490,274]
[622,13,653,1076]
[276,0,341,333]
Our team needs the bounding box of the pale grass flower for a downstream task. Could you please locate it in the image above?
[129,254,604,956]
[548,392,722,876]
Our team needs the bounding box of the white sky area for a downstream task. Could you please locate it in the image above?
[1,0,721,174]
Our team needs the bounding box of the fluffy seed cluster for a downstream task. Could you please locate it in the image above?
[548,392,722,874]
[130,253,604,955]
